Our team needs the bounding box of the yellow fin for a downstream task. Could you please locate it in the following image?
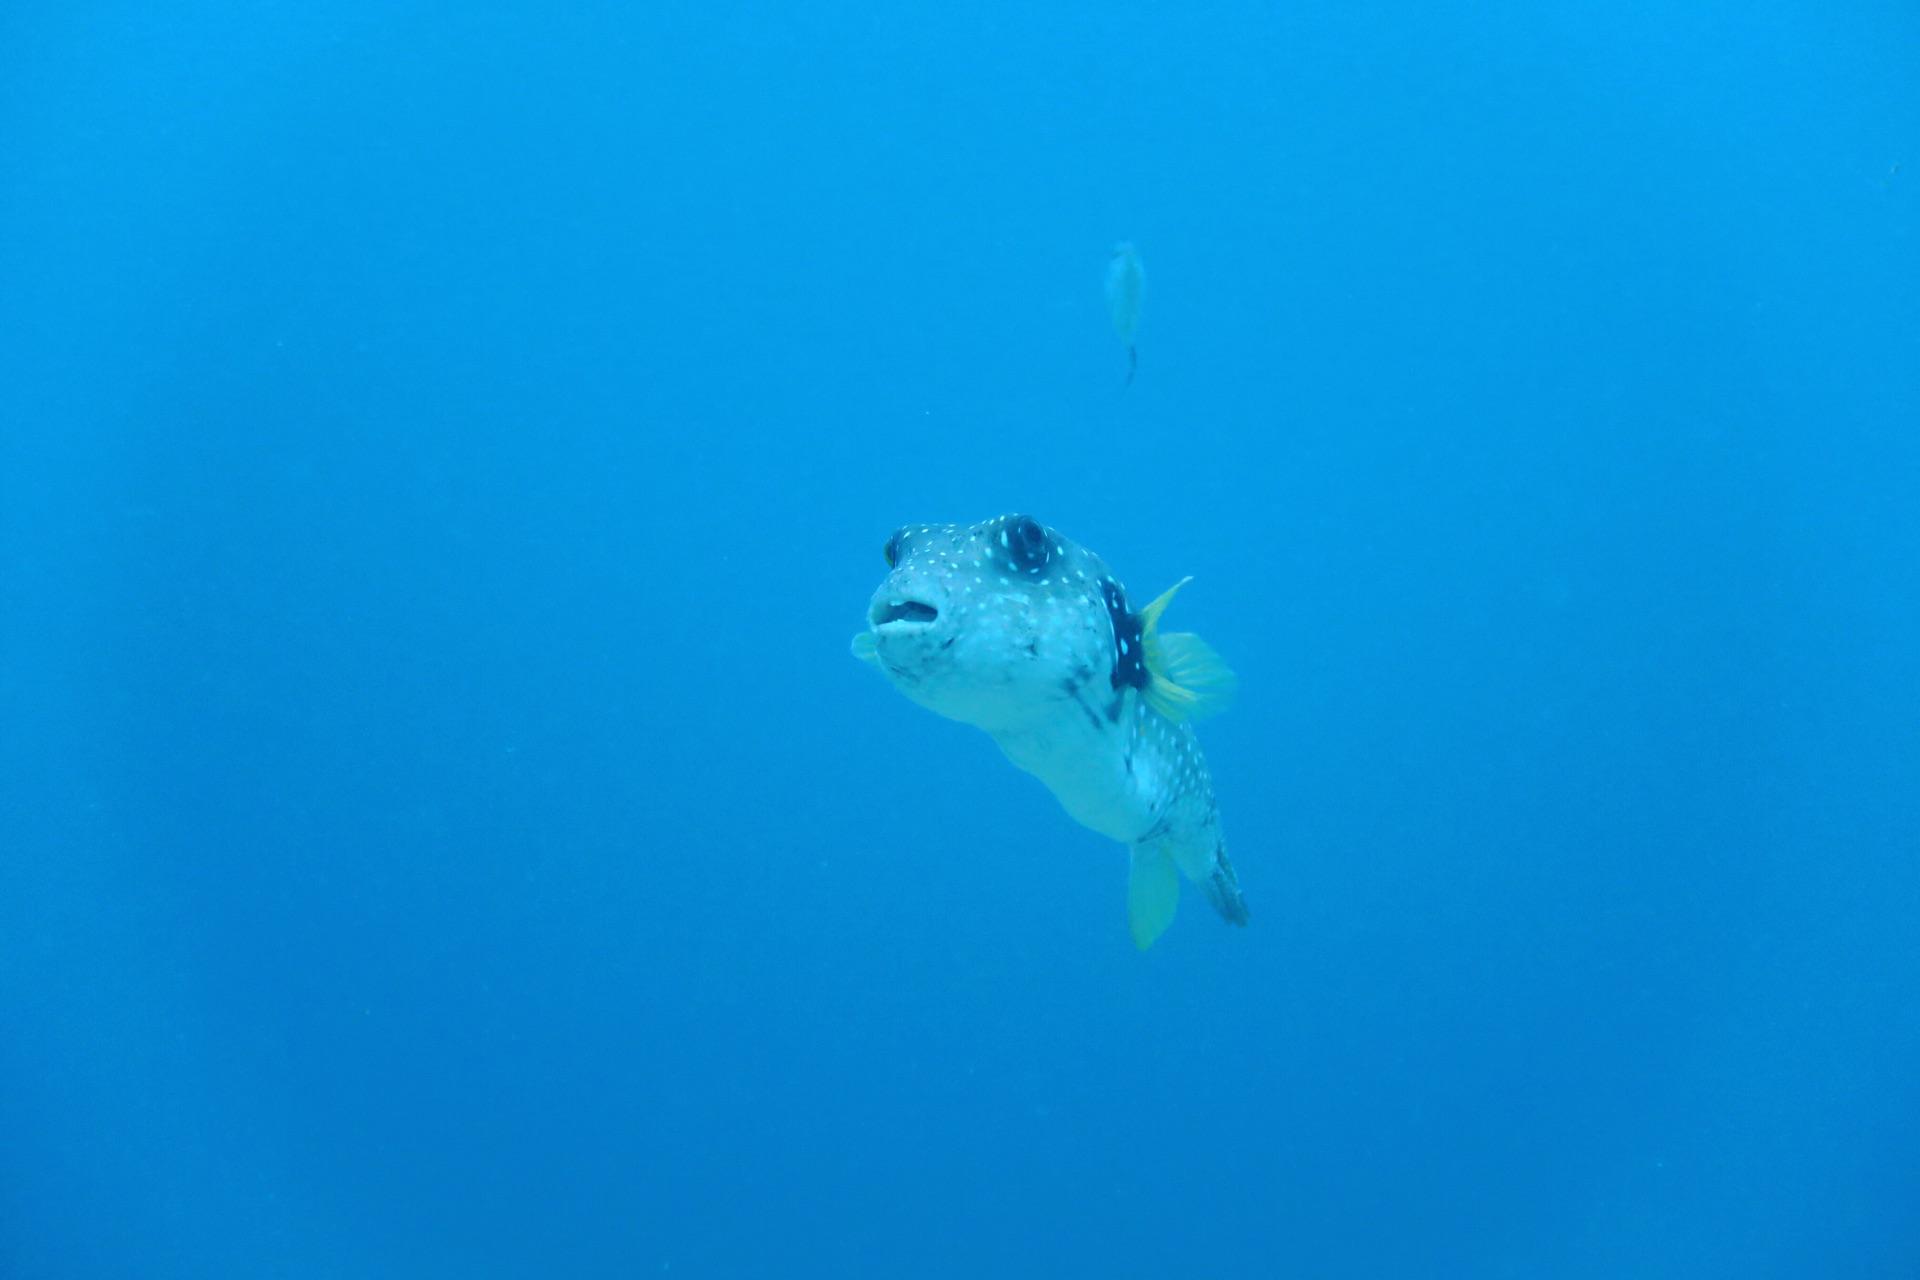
[850,632,880,665]
[1127,844,1179,950]
[1137,577,1237,721]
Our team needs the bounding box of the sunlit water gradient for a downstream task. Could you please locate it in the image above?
[2,2,1916,1276]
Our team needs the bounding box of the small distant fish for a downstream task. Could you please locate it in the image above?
[853,514,1247,949]
[1105,242,1145,387]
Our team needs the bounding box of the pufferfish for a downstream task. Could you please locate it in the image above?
[852,514,1247,949]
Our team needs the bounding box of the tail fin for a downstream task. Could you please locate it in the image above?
[1199,844,1250,926]
[1127,836,1249,949]
[1165,831,1250,928]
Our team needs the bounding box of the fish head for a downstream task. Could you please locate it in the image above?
[861,514,1123,733]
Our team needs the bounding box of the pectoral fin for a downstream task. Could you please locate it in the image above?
[1127,843,1180,950]
[1136,578,1238,721]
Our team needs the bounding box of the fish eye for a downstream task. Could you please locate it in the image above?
[1006,515,1049,572]
[882,532,902,568]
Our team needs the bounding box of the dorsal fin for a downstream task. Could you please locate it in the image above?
[1137,577,1237,721]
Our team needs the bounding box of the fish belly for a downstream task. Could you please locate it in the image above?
[990,711,1150,845]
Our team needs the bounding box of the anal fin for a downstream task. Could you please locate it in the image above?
[1127,843,1180,950]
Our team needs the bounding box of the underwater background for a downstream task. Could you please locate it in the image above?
[2,1,1916,1276]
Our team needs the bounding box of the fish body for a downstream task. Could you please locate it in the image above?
[1105,242,1145,386]
[853,514,1246,948]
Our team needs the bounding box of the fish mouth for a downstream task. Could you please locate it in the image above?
[870,599,939,630]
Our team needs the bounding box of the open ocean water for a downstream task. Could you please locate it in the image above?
[2,2,1917,1276]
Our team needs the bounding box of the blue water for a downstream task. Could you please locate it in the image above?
[3,2,1916,1276]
